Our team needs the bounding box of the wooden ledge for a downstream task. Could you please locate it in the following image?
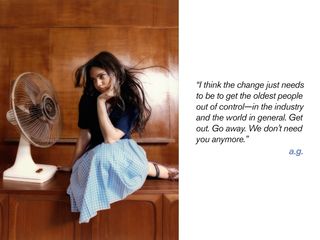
[4,137,176,145]
[0,165,178,195]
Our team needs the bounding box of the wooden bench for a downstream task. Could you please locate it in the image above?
[0,164,178,240]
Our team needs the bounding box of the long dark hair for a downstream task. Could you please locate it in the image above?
[74,51,152,133]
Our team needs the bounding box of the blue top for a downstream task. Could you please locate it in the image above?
[78,94,139,151]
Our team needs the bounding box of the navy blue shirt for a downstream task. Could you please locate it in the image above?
[78,94,138,150]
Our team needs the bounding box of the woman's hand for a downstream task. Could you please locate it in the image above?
[97,87,115,102]
[57,166,72,172]
[96,86,125,143]
[97,87,115,113]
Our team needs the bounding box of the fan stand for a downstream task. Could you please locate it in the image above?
[3,135,57,183]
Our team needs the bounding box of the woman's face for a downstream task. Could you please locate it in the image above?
[89,66,113,93]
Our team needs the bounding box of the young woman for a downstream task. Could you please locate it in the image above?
[67,51,178,223]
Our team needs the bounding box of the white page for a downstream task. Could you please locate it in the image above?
[180,1,320,239]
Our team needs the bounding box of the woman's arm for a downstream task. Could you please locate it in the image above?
[72,129,91,162]
[97,97,125,144]
[57,129,91,172]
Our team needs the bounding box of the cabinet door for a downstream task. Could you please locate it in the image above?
[8,194,87,240]
[163,194,179,240]
[0,194,8,240]
[91,194,162,240]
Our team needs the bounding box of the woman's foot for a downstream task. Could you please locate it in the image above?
[148,162,179,181]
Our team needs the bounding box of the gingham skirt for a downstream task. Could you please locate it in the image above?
[67,139,148,223]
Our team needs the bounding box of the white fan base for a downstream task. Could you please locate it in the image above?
[3,164,57,183]
[3,135,57,183]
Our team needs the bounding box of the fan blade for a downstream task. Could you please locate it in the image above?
[15,106,34,125]
[31,120,50,144]
[24,78,41,104]
[16,104,30,114]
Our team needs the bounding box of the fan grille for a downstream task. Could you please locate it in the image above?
[10,72,61,148]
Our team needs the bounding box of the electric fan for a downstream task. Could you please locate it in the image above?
[4,72,61,183]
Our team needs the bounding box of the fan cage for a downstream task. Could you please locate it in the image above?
[10,72,61,148]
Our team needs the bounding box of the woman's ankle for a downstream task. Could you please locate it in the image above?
[148,162,179,180]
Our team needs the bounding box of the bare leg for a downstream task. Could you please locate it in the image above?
[148,162,179,180]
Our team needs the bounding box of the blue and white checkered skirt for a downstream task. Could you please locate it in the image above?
[67,139,148,223]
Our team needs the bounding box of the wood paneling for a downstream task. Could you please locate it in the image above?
[0,30,11,144]
[0,0,177,27]
[163,194,179,240]
[0,194,8,240]
[0,169,178,195]
[93,194,162,240]
[9,194,77,240]
[0,166,178,240]
[8,29,50,77]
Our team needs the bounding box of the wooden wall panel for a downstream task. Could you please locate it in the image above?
[0,194,8,240]
[0,30,10,146]
[0,0,177,27]
[92,194,162,240]
[167,29,179,143]
[9,194,79,240]
[8,29,50,77]
[163,194,179,240]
